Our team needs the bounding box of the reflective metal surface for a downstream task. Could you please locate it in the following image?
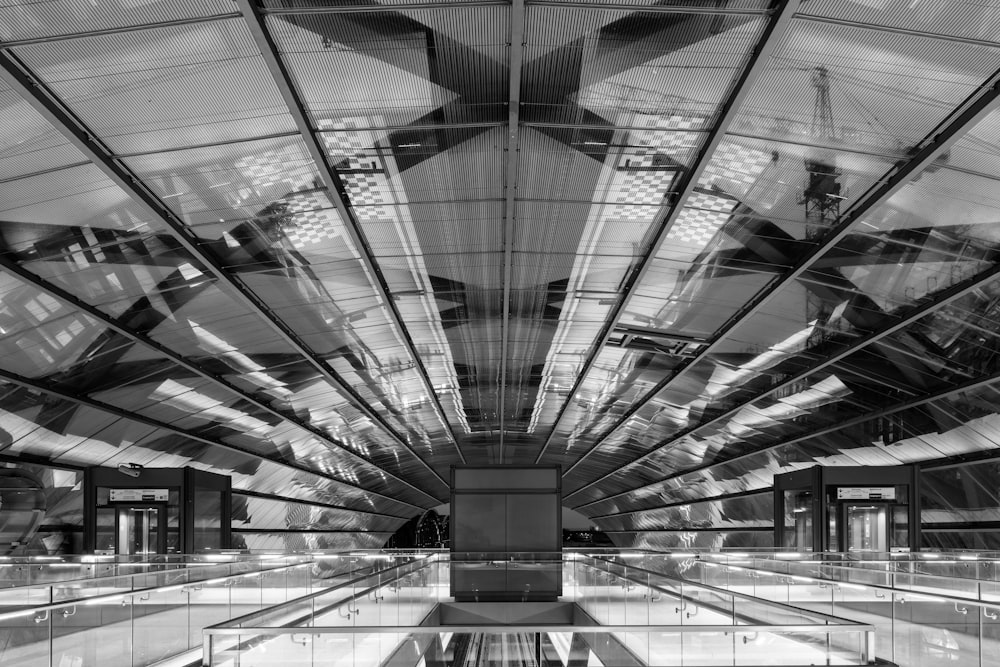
[3,0,1000,547]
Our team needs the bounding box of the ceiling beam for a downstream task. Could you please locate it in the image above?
[0,367,430,512]
[499,0,527,463]
[0,254,443,505]
[0,46,453,491]
[534,0,801,465]
[235,0,466,467]
[560,63,1000,491]
[574,361,1000,513]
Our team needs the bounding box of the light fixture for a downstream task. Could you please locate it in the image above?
[117,463,143,478]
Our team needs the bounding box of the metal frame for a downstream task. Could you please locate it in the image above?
[235,0,465,466]
[568,245,1000,502]
[0,366,430,512]
[0,47,454,491]
[573,363,1000,512]
[498,0,527,463]
[534,0,801,464]
[0,254,444,503]
[561,63,1000,493]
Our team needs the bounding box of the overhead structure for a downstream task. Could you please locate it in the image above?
[1,0,1000,551]
[799,65,843,241]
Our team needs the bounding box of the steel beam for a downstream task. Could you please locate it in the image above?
[560,62,1000,490]
[0,45,453,490]
[498,0,527,463]
[534,0,801,465]
[0,367,430,512]
[0,253,444,505]
[573,363,1000,513]
[235,0,465,467]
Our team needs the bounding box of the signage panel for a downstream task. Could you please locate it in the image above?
[836,487,896,500]
[109,488,169,502]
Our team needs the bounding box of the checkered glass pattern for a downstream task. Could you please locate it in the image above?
[665,191,737,247]
[699,142,771,196]
[626,114,704,167]
[280,190,343,248]
[319,118,395,220]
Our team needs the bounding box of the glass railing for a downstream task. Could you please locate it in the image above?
[203,624,875,667]
[16,548,1000,667]
[204,553,875,667]
[205,554,443,665]
[0,554,394,667]
[0,552,315,590]
[589,552,1000,667]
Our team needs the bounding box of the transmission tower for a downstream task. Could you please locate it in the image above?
[799,66,843,241]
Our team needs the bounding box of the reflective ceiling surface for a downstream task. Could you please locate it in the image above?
[2,0,1000,547]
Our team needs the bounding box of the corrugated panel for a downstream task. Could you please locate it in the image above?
[237,532,390,551]
[122,135,319,227]
[799,0,1000,44]
[235,495,407,532]
[523,7,764,126]
[267,8,508,124]
[14,19,296,153]
[0,162,155,228]
[0,0,237,43]
[741,19,1000,153]
[0,87,88,181]
[537,0,768,8]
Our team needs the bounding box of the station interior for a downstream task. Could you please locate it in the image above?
[2,1,1000,666]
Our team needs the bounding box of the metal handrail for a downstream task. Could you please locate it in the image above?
[0,559,318,622]
[581,555,854,626]
[210,554,435,629]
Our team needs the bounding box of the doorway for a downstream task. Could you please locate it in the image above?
[116,506,166,555]
[841,503,888,552]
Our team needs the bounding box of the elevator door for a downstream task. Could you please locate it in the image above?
[117,506,166,555]
[842,504,888,552]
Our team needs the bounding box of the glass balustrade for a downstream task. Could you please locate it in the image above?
[11,549,1000,667]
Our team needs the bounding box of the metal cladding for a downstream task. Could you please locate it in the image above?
[2,0,1000,548]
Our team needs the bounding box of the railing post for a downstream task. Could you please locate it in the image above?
[202,633,212,667]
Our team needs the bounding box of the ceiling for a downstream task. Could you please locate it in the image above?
[2,0,1000,549]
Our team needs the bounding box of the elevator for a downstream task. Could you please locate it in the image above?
[84,466,231,555]
[774,465,920,553]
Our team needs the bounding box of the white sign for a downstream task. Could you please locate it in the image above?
[109,488,169,502]
[837,487,896,501]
